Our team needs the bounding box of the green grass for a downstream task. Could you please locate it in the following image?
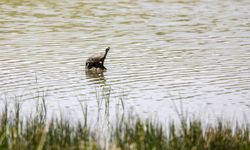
[0,101,249,150]
[113,117,250,150]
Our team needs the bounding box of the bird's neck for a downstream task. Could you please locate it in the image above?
[103,50,109,59]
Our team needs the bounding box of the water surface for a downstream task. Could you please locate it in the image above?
[0,0,250,123]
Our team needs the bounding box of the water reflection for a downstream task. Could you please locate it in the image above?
[85,70,106,85]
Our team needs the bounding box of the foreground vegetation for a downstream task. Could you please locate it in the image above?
[0,101,249,150]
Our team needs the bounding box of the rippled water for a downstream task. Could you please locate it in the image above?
[0,0,250,122]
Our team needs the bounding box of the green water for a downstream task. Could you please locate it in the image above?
[0,0,250,122]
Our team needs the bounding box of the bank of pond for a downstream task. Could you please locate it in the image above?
[0,102,249,150]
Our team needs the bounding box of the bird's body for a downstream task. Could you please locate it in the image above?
[85,47,110,71]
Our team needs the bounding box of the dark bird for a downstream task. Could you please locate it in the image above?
[85,47,110,71]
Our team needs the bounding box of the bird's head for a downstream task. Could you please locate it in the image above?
[105,47,110,53]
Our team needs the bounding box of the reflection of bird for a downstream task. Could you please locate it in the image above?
[86,47,110,71]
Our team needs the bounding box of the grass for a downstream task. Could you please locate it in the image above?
[0,100,249,150]
[113,117,250,150]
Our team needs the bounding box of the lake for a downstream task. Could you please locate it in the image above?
[0,0,250,123]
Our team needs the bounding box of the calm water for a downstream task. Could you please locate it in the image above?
[0,0,250,123]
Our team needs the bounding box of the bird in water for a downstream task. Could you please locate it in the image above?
[85,47,110,72]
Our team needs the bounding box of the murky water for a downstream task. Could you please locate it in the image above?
[0,0,250,123]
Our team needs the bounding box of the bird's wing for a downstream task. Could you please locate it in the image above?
[86,53,104,63]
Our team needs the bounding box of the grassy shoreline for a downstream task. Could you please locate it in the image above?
[0,101,249,150]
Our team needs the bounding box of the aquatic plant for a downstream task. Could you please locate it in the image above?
[0,100,249,150]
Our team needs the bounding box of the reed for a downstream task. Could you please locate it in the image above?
[0,100,249,150]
